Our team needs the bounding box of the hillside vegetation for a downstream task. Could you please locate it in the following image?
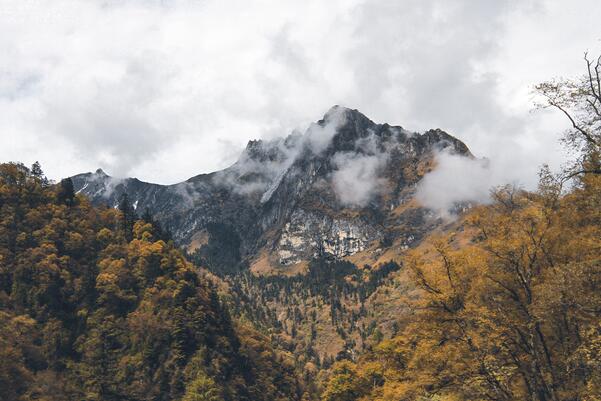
[321,174,601,400]
[321,52,601,400]
[0,162,300,401]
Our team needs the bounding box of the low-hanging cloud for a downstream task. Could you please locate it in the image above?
[331,151,387,207]
[304,106,347,154]
[415,150,522,218]
[213,107,347,198]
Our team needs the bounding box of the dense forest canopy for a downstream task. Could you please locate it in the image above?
[321,177,601,400]
[0,162,300,401]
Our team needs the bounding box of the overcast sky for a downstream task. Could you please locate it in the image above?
[1,0,600,185]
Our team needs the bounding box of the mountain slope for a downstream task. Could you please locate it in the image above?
[72,106,472,274]
[321,178,601,401]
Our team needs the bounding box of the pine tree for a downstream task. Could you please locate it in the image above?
[30,161,49,186]
[57,177,75,206]
[118,193,136,241]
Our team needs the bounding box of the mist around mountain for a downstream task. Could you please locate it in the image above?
[2,53,601,401]
[71,106,476,270]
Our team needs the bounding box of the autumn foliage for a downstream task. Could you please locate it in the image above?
[320,50,601,401]
[0,162,299,401]
[321,170,601,401]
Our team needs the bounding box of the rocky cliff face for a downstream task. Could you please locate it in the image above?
[71,106,472,271]
[276,209,379,265]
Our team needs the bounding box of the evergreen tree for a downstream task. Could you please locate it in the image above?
[57,177,75,206]
[118,193,136,241]
[30,161,49,186]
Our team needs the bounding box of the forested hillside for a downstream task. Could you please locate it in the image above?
[320,54,601,400]
[0,162,300,401]
[321,176,601,400]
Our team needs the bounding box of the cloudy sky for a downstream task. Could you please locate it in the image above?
[1,0,600,186]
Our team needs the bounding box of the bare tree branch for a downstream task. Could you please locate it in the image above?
[560,168,601,184]
[547,100,598,146]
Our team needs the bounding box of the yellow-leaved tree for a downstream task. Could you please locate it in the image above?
[321,52,601,401]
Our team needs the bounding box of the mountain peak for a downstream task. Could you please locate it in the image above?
[323,104,347,119]
[322,105,374,126]
[71,106,473,254]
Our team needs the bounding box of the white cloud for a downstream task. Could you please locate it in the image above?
[0,0,600,185]
[304,106,347,154]
[331,151,386,207]
[415,150,529,218]
[211,106,347,197]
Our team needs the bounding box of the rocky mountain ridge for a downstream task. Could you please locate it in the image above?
[71,106,472,272]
